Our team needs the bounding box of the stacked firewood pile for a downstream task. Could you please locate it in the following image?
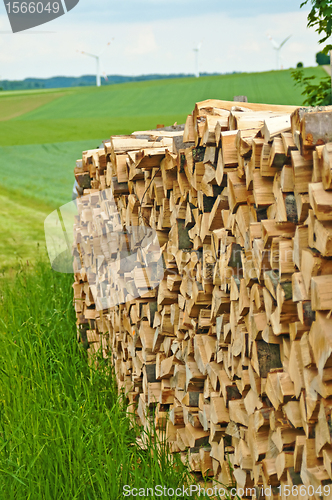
[72,99,332,497]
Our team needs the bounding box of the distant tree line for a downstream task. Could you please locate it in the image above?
[0,72,228,91]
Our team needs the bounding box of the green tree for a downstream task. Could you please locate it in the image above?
[301,0,332,53]
[292,1,332,105]
[292,68,331,105]
[316,51,330,65]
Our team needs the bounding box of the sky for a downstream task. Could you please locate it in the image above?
[0,0,324,80]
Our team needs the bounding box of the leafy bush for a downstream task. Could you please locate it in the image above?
[292,68,331,105]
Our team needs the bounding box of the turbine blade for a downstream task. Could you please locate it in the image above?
[80,51,98,59]
[279,35,292,49]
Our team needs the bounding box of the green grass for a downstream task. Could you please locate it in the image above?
[0,115,186,147]
[0,261,194,499]
[0,192,47,273]
[0,140,98,272]
[0,91,66,121]
[0,140,99,208]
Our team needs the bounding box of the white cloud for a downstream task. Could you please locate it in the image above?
[0,0,301,26]
[0,9,323,80]
[126,26,158,56]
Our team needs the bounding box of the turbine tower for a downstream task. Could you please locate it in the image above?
[78,41,113,87]
[267,34,292,70]
[193,42,202,78]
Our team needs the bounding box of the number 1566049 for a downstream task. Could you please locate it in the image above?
[5,2,60,14]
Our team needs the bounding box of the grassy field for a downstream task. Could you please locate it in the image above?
[0,261,193,498]
[0,141,99,208]
[0,139,98,272]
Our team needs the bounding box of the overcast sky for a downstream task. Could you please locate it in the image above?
[0,0,323,80]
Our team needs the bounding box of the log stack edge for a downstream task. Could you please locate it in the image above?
[72,99,332,498]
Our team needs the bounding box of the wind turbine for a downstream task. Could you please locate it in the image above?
[193,42,202,78]
[267,34,292,70]
[78,41,113,87]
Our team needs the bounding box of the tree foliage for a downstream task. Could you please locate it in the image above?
[301,0,332,52]
[292,68,331,105]
[291,1,332,105]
